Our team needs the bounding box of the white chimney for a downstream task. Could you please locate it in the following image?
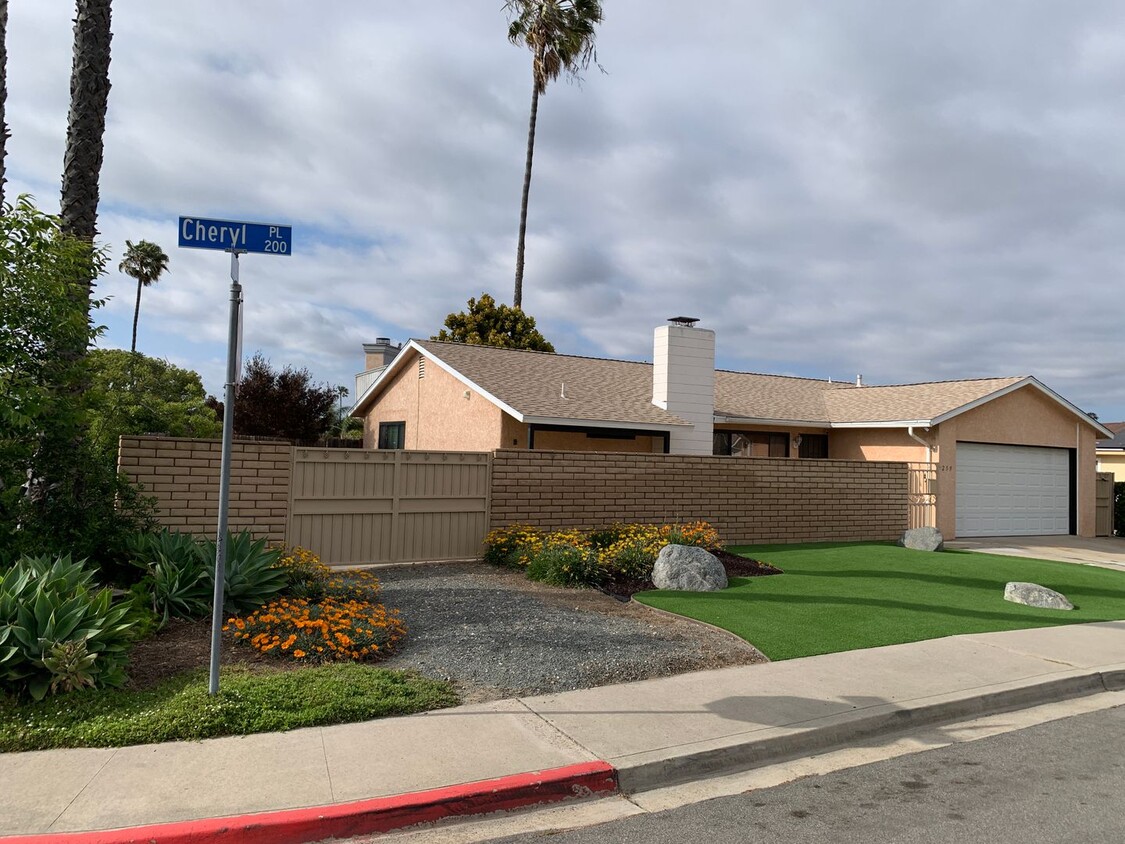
[653,317,715,455]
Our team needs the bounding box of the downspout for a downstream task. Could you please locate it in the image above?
[907,426,933,463]
[1076,421,1080,535]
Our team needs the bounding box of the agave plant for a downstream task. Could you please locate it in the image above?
[201,532,287,613]
[0,555,134,700]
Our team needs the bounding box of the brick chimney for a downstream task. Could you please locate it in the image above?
[652,317,715,455]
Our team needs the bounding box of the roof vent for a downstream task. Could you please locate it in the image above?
[856,374,864,387]
[668,316,700,327]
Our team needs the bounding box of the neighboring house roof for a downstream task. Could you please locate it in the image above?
[352,339,1112,436]
[1097,422,1125,450]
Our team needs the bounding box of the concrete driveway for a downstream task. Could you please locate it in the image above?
[945,535,1125,573]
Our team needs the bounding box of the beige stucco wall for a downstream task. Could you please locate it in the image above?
[932,386,1099,538]
[829,428,929,463]
[363,350,506,451]
[532,429,665,453]
[1096,451,1125,483]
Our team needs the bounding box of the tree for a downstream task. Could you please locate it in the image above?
[118,240,169,353]
[208,354,339,444]
[0,196,153,566]
[504,0,603,309]
[433,293,555,352]
[60,0,113,246]
[85,349,221,456]
[0,0,9,206]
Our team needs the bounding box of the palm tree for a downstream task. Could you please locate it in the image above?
[119,240,169,353]
[60,0,113,248]
[505,0,603,309]
[0,0,9,206]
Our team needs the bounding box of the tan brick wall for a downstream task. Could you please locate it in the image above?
[490,450,908,543]
[118,436,292,542]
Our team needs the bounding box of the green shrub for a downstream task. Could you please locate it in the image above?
[602,540,657,580]
[526,542,603,588]
[0,554,135,700]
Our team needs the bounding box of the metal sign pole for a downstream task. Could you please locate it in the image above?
[208,250,244,695]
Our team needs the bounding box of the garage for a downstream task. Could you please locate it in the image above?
[955,442,1072,537]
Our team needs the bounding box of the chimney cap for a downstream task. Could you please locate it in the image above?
[668,316,700,327]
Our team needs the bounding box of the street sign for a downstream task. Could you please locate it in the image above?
[178,216,292,256]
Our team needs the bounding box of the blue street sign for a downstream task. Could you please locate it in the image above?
[178,216,292,256]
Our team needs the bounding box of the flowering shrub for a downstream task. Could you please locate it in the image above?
[482,525,545,568]
[225,548,405,663]
[484,522,722,588]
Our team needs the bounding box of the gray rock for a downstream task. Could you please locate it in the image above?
[1004,582,1074,611]
[652,544,728,592]
[900,527,944,552]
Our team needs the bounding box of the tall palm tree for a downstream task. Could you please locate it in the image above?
[60,0,112,249]
[119,239,169,353]
[0,0,9,206]
[505,0,602,309]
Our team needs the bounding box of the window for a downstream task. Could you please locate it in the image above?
[713,431,789,457]
[378,421,405,449]
[799,434,829,459]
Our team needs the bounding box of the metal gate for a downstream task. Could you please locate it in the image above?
[286,448,491,565]
[1096,472,1114,537]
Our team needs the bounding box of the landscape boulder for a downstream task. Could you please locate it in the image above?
[1003,582,1074,611]
[899,527,944,552]
[652,544,728,592]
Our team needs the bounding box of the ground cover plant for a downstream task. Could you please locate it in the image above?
[0,663,457,751]
[634,542,1125,661]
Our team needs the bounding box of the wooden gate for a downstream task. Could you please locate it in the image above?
[287,448,491,565]
[907,463,937,529]
[1095,472,1114,537]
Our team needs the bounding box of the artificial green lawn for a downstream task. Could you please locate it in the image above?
[0,663,459,752]
[634,543,1125,661]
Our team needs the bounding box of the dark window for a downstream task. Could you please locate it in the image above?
[799,434,829,459]
[713,431,789,457]
[378,421,405,449]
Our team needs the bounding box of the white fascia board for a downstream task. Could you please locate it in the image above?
[714,416,831,429]
[929,377,1114,436]
[524,416,688,432]
[829,420,933,429]
[350,340,526,423]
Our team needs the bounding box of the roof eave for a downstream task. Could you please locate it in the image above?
[524,415,690,432]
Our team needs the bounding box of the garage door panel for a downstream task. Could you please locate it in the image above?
[955,443,1070,537]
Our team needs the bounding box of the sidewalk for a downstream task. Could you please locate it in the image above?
[2,621,1124,843]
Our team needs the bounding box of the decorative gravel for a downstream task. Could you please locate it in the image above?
[373,562,767,703]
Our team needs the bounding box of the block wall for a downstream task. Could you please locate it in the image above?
[490,450,908,543]
[117,436,291,542]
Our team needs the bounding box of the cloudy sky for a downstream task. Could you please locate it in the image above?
[7,2,1125,418]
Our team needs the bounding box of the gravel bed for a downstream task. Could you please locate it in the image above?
[373,562,767,703]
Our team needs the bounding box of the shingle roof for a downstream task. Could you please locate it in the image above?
[1097,422,1125,449]
[398,341,1037,429]
[412,340,691,427]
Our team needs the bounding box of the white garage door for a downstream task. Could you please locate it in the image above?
[956,443,1071,537]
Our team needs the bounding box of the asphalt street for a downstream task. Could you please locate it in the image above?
[488,705,1125,844]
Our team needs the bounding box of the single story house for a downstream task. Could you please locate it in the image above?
[352,319,1111,539]
[1095,422,1125,482]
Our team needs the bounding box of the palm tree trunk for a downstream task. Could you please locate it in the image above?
[131,278,142,353]
[60,0,112,250]
[0,0,9,207]
[514,77,540,310]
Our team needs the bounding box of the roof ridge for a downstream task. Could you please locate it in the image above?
[850,375,1027,389]
[716,367,853,386]
[414,338,652,367]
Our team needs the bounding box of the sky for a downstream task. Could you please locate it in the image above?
[7,1,1125,419]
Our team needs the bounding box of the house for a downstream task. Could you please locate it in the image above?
[351,319,1111,539]
[1095,422,1125,482]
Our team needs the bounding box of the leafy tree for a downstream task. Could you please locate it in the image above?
[0,0,9,205]
[0,197,153,568]
[118,240,169,353]
[504,0,603,308]
[433,293,555,352]
[85,349,221,455]
[209,354,339,444]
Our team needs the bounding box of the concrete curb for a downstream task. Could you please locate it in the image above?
[616,669,1119,793]
[1,762,618,844]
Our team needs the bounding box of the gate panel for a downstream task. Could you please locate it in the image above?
[287,448,490,565]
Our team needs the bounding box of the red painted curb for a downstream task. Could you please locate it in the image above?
[1,761,618,844]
